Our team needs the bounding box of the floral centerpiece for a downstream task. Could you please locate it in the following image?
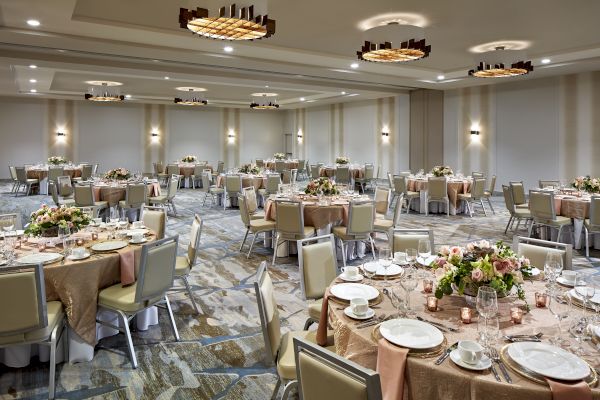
[104,168,131,181]
[305,177,339,196]
[430,165,454,177]
[25,204,91,237]
[432,240,532,303]
[181,155,197,163]
[572,176,600,193]
[335,156,349,165]
[239,163,261,175]
[48,156,67,165]
[273,153,286,160]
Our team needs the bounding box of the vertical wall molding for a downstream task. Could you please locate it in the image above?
[410,90,444,171]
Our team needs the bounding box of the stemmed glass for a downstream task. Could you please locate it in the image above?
[400,266,418,317]
[390,286,405,318]
[544,253,563,292]
[548,291,571,346]
[418,239,431,265]
[363,263,376,286]
[570,312,591,356]
[406,248,417,267]
[63,236,75,258]
[379,246,392,286]
[476,286,498,334]
[58,225,70,241]
[574,274,595,318]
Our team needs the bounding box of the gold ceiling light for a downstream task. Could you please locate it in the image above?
[84,82,124,102]
[174,88,208,106]
[469,46,533,78]
[357,22,430,63]
[250,93,279,109]
[179,3,275,41]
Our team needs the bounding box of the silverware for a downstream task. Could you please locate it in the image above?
[490,348,512,383]
[355,314,386,328]
[489,362,502,382]
[503,336,541,343]
[416,316,459,333]
[435,342,458,365]
[504,332,543,339]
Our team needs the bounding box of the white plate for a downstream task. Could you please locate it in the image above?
[330,283,380,301]
[506,342,590,381]
[556,277,574,287]
[417,255,436,266]
[129,238,148,245]
[125,228,149,236]
[344,306,375,320]
[67,251,91,261]
[569,288,600,305]
[16,252,63,265]
[529,267,540,277]
[450,349,492,371]
[339,273,363,282]
[0,259,7,266]
[363,261,404,276]
[379,318,444,349]
[1,230,25,238]
[91,241,128,252]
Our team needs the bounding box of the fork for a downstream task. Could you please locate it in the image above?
[489,348,512,383]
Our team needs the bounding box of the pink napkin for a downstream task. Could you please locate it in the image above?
[342,205,349,226]
[152,183,161,196]
[117,248,135,287]
[546,378,592,400]
[316,292,330,346]
[264,200,274,220]
[377,338,409,400]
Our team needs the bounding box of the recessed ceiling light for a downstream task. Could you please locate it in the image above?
[29,64,37,69]
[29,79,37,83]
[175,86,207,92]
[341,91,347,95]
[299,97,306,101]
[350,63,359,69]
[29,89,37,93]
[164,76,170,80]
[541,58,551,64]
[223,46,234,53]
[153,59,160,62]
[437,75,445,80]
[265,85,269,88]
[347,93,359,97]
[26,19,40,27]
[125,94,132,99]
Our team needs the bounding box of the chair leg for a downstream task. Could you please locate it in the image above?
[504,216,513,234]
[48,323,58,399]
[181,275,201,315]
[480,199,487,217]
[487,198,495,214]
[281,380,297,400]
[303,317,317,331]
[271,233,280,266]
[271,377,282,400]
[339,239,347,268]
[528,221,534,237]
[369,236,376,261]
[116,310,138,369]
[557,226,564,243]
[164,295,180,341]
[240,228,250,251]
[247,233,258,259]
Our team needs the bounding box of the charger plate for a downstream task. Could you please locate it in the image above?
[328,291,384,307]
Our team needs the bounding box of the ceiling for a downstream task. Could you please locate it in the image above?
[1,0,600,108]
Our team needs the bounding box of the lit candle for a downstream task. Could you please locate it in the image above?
[76,238,84,247]
[535,292,548,308]
[38,241,46,252]
[422,279,434,294]
[427,296,438,312]
[460,307,472,324]
[510,307,523,324]
[91,232,99,241]
[13,239,21,249]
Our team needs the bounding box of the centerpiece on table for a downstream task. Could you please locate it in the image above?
[181,155,197,163]
[572,176,600,193]
[430,165,454,177]
[273,153,286,160]
[305,177,339,196]
[104,168,131,181]
[431,240,532,303]
[239,163,261,175]
[25,204,91,237]
[48,156,68,165]
[335,156,349,165]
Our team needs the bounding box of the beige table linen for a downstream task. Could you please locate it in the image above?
[92,182,160,207]
[554,196,590,220]
[27,167,82,180]
[265,161,299,170]
[217,175,267,190]
[407,178,471,209]
[265,197,349,230]
[319,167,364,179]
[327,277,599,400]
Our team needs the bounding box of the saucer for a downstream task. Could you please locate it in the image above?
[129,238,148,244]
[556,277,575,287]
[344,307,375,320]
[449,349,492,371]
[67,251,91,261]
[339,273,364,282]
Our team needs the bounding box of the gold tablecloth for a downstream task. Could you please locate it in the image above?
[217,175,267,190]
[407,179,471,209]
[265,196,349,230]
[178,164,213,178]
[27,167,82,180]
[327,277,599,400]
[319,167,364,179]
[554,196,590,220]
[265,161,299,170]
[92,183,160,207]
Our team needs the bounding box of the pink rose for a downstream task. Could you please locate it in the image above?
[439,246,450,256]
[466,243,475,251]
[449,246,462,256]
[471,268,484,282]
[493,260,511,275]
[435,257,447,267]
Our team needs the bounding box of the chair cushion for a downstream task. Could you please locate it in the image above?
[308,299,323,321]
[457,193,472,200]
[277,330,335,380]
[536,216,571,226]
[373,219,393,231]
[250,219,276,233]
[257,189,268,195]
[332,225,369,240]
[375,212,386,220]
[94,201,108,209]
[210,188,225,194]
[24,301,64,343]
[149,195,167,204]
[250,211,266,220]
[58,199,76,206]
[514,209,532,218]
[515,203,529,209]
[175,256,191,276]
[98,283,162,313]
[406,191,420,197]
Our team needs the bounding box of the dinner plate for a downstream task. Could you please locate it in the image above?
[129,238,148,245]
[450,349,492,371]
[569,288,600,305]
[379,319,444,349]
[329,283,379,301]
[67,251,91,261]
[417,255,436,266]
[16,252,63,265]
[343,306,375,320]
[91,241,128,252]
[125,228,149,236]
[363,261,403,276]
[529,267,540,277]
[506,342,590,381]
[556,277,575,287]
[339,273,363,282]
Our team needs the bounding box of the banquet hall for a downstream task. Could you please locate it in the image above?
[0,0,599,399]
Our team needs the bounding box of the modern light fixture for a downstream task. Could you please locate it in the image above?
[29,89,37,93]
[350,62,360,69]
[29,79,37,83]
[174,88,208,106]
[541,58,551,64]
[297,130,303,143]
[468,46,533,78]
[357,22,430,63]
[437,75,445,80]
[26,19,40,27]
[84,82,125,102]
[29,65,37,69]
[56,131,65,137]
[250,93,279,109]
[470,130,480,136]
[151,128,159,137]
[179,3,275,41]
[223,46,234,52]
[227,130,235,144]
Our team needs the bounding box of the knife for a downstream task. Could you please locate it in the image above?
[490,364,502,382]
[416,316,459,333]
[435,342,458,365]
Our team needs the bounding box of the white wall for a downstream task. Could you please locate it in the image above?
[239,110,285,163]
[0,97,45,168]
[168,107,221,164]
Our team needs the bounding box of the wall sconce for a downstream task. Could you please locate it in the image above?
[57,131,66,137]
[227,130,235,144]
[470,130,480,136]
[381,128,389,143]
[297,130,303,143]
[151,128,159,143]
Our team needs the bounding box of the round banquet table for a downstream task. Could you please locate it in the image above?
[406,177,471,215]
[265,160,299,170]
[27,166,83,195]
[177,163,213,178]
[90,181,161,207]
[216,174,267,191]
[319,165,364,179]
[326,275,600,400]
[0,228,159,368]
[553,193,600,250]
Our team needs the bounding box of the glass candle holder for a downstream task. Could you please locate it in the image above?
[426,296,438,312]
[91,232,99,241]
[510,307,523,324]
[13,239,21,250]
[422,279,434,294]
[535,292,549,308]
[460,307,472,324]
[38,241,46,252]
[76,238,84,247]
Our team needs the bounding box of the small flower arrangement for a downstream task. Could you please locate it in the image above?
[181,155,197,163]
[25,204,91,237]
[239,163,261,175]
[431,165,454,177]
[48,156,67,165]
[305,177,339,196]
[273,153,286,160]
[335,156,349,165]
[572,176,600,193]
[104,168,131,181]
[432,240,532,304]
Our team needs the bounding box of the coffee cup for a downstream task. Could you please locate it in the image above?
[561,270,577,284]
[342,266,358,278]
[131,233,144,243]
[458,340,483,365]
[394,252,407,264]
[93,218,102,225]
[350,297,369,316]
[132,221,144,229]
[72,247,86,258]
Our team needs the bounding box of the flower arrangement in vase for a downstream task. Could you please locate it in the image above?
[239,163,261,175]
[335,156,349,165]
[305,177,339,196]
[181,155,197,163]
[104,168,131,181]
[430,165,454,177]
[48,156,68,165]
[25,204,91,237]
[572,176,600,193]
[273,153,286,160]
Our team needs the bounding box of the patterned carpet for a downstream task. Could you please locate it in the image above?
[0,180,598,400]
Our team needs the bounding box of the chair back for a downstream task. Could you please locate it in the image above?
[509,181,526,205]
[57,176,73,197]
[153,162,165,174]
[125,184,148,208]
[471,178,486,199]
[254,261,281,365]
[297,160,306,173]
[393,175,407,195]
[9,166,17,180]
[346,201,375,237]
[363,164,374,180]
[282,170,292,184]
[0,213,23,230]
[0,264,49,342]
[193,165,204,177]
[216,161,224,174]
[275,160,286,173]
[238,195,252,227]
[266,173,281,194]
[392,229,434,254]
[391,196,403,227]
[399,171,411,177]
[185,214,202,268]
[590,195,600,227]
[298,235,337,300]
[74,183,95,206]
[256,159,264,168]
[539,180,560,189]
[201,172,212,193]
[243,187,259,214]
[48,167,64,182]
[387,173,393,189]
[80,164,93,180]
[336,166,350,183]
[310,165,321,179]
[294,337,382,400]
[502,185,516,214]
[50,183,60,205]
[488,175,496,194]
[135,236,178,303]
[15,167,28,183]
[275,200,305,237]
[166,164,179,176]
[167,177,179,199]
[471,171,484,178]
[427,177,447,200]
[513,236,572,270]
[528,190,556,221]
[374,187,390,214]
[225,174,242,194]
[141,205,166,239]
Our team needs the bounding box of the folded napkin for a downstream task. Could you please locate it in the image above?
[152,183,161,196]
[264,201,274,220]
[316,292,330,346]
[546,378,592,400]
[377,338,409,400]
[117,248,136,287]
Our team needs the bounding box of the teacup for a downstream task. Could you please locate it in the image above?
[394,252,407,264]
[131,233,144,243]
[132,221,144,229]
[458,340,484,365]
[93,218,102,225]
[561,270,577,284]
[72,247,86,258]
[342,266,358,278]
[350,297,369,316]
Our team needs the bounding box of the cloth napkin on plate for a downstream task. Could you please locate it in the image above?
[117,248,135,287]
[316,292,330,346]
[377,338,409,400]
[545,378,592,400]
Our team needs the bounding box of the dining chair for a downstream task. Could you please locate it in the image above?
[79,164,93,181]
[392,175,419,214]
[471,171,485,178]
[501,185,532,234]
[539,180,561,189]
[310,165,321,180]
[0,264,67,400]
[258,173,281,203]
[512,236,572,270]
[282,169,292,184]
[243,186,265,220]
[191,165,205,189]
[457,178,487,217]
[224,174,243,209]
[256,159,265,168]
[335,166,351,186]
[50,182,75,207]
[355,164,375,193]
[200,172,224,207]
[238,195,276,258]
[148,177,180,215]
[528,189,571,242]
[426,177,449,216]
[482,175,496,214]
[391,228,434,254]
[212,161,225,180]
[166,164,183,188]
[8,166,19,193]
[57,175,74,198]
[374,186,390,218]
[14,166,39,196]
[74,183,109,218]
[583,195,600,257]
[297,234,338,330]
[509,181,528,209]
[373,197,402,243]
[47,167,64,192]
[254,262,334,400]
[293,337,382,400]
[171,214,203,314]
[275,160,286,174]
[140,204,166,239]
[272,200,315,265]
[0,213,23,230]
[96,236,180,369]
[297,160,307,180]
[153,162,169,185]
[333,200,376,268]
[119,183,148,220]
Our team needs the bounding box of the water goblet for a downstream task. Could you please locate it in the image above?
[378,246,392,286]
[476,286,498,330]
[418,239,431,264]
[548,291,571,346]
[400,266,419,316]
[390,286,405,317]
[405,248,417,267]
[574,274,595,317]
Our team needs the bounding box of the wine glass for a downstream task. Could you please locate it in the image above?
[379,246,392,286]
[63,237,75,257]
[390,286,405,317]
[57,225,70,240]
[548,291,571,346]
[406,248,417,267]
[545,253,563,291]
[362,263,376,286]
[574,274,595,317]
[400,266,418,316]
[569,313,591,356]
[0,216,15,238]
[476,286,498,331]
[418,239,431,264]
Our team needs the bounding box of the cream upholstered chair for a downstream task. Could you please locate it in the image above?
[502,185,532,234]
[74,183,109,217]
[50,182,75,207]
[8,166,19,193]
[272,200,315,265]
[14,166,39,196]
[173,214,203,314]
[238,195,276,258]
[212,161,225,180]
[392,228,434,254]
[243,186,265,220]
[471,171,485,178]
[392,175,419,213]
[191,165,205,189]
[224,174,243,209]
[374,186,390,218]
[310,165,321,180]
[149,177,179,215]
[0,213,23,230]
[47,167,64,192]
[254,262,334,400]
[0,264,67,399]
[97,236,180,369]
[140,204,166,239]
[583,195,600,257]
[282,169,292,184]
[333,200,376,268]
[166,164,183,188]
[297,160,308,180]
[256,159,265,168]
[119,183,148,218]
[373,197,402,242]
[57,175,74,198]
[200,172,224,206]
[539,180,561,189]
[297,234,338,330]
[426,177,449,216]
[335,166,351,185]
[275,160,286,174]
[153,162,169,185]
[293,337,382,400]
[482,175,496,214]
[513,236,572,270]
[528,189,571,242]
[79,164,93,181]
[258,173,282,202]
[355,164,375,193]
[510,181,528,210]
[457,178,487,217]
